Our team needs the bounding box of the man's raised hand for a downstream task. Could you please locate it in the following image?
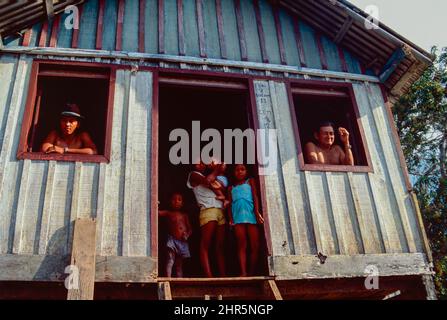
[338,127,350,145]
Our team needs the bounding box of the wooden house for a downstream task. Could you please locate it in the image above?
[0,0,437,300]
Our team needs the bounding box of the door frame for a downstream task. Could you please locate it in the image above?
[152,70,274,275]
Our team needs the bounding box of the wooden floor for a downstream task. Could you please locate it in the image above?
[0,275,428,300]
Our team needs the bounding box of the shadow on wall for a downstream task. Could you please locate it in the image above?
[33,222,73,282]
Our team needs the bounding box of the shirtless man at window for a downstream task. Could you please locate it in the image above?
[304,121,354,166]
[41,103,98,155]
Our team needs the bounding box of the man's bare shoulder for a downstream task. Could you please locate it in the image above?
[305,141,318,150]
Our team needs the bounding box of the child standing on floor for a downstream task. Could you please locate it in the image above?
[159,192,192,278]
[228,164,264,277]
[187,160,227,278]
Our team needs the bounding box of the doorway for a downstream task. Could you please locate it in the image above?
[157,75,268,278]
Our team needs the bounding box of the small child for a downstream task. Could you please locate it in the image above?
[228,164,264,277]
[159,192,192,278]
[207,161,230,208]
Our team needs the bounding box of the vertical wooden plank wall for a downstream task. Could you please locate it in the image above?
[0,54,154,258]
[77,0,99,50]
[122,0,140,53]
[202,0,220,59]
[0,1,424,262]
[102,0,119,51]
[297,20,321,70]
[6,0,367,76]
[122,71,153,257]
[253,79,423,258]
[56,11,74,48]
[220,0,240,61]
[277,8,300,67]
[0,55,33,255]
[181,0,200,57]
[258,0,280,65]
[144,0,159,54]
[352,83,409,253]
[98,69,154,257]
[239,0,262,62]
[253,80,294,256]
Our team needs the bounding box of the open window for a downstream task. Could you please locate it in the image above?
[289,81,372,172]
[17,61,115,163]
[157,74,269,278]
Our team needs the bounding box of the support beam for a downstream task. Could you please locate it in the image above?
[271,253,432,280]
[422,275,437,300]
[0,46,382,83]
[0,254,157,282]
[0,34,3,48]
[379,46,408,83]
[67,218,97,301]
[334,16,353,44]
[158,282,172,300]
[43,0,55,19]
[266,280,283,300]
[365,58,380,70]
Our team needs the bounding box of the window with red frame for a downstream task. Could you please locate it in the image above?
[17,62,114,163]
[289,82,372,172]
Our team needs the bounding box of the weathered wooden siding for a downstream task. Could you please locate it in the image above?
[0,52,429,282]
[3,0,369,75]
[0,54,154,258]
[253,79,424,258]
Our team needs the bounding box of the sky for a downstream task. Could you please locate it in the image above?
[348,0,447,52]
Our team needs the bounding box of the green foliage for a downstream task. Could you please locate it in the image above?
[393,46,447,299]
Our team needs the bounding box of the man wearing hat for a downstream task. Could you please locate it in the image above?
[41,103,98,155]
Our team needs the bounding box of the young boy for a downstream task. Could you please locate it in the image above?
[159,192,192,278]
